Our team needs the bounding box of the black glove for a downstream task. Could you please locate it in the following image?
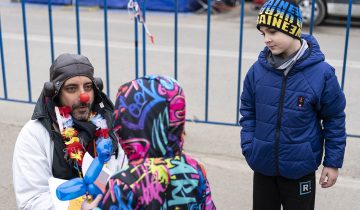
[72,119,97,145]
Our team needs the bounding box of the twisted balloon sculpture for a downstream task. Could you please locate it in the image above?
[56,137,113,202]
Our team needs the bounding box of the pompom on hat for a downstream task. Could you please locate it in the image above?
[256,0,302,40]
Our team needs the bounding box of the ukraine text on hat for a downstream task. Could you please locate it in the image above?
[257,0,302,39]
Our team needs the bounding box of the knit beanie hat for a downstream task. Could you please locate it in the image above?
[49,53,94,95]
[43,53,103,100]
[256,0,302,40]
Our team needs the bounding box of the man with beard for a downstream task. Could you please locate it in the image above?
[12,53,126,209]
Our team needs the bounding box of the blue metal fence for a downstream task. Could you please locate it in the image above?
[0,16,7,100]
[341,0,353,91]
[0,0,358,138]
[48,0,55,62]
[21,0,32,102]
[103,0,110,96]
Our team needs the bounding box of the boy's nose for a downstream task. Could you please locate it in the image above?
[264,36,271,43]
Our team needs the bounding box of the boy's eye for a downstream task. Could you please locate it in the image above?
[260,33,265,36]
[268,29,277,34]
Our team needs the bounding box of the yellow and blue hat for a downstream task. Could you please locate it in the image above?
[256,0,302,40]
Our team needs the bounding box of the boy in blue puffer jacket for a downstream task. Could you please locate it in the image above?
[240,0,346,210]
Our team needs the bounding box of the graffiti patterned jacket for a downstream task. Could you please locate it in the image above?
[101,75,216,210]
[240,34,346,179]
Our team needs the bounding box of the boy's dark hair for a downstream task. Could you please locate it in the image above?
[256,0,302,40]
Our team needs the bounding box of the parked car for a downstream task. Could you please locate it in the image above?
[253,0,360,25]
[299,0,360,25]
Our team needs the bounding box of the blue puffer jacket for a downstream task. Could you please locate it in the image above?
[240,34,346,179]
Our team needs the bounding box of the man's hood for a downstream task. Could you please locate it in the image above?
[113,75,186,161]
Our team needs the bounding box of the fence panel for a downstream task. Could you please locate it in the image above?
[0,0,358,138]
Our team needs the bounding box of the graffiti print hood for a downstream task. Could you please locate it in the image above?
[113,75,186,161]
[104,75,215,209]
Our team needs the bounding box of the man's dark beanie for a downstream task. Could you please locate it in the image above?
[44,53,96,98]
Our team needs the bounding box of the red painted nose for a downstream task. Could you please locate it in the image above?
[79,93,90,103]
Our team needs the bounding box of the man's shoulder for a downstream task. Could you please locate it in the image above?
[21,119,49,135]
[23,119,45,128]
[16,119,52,151]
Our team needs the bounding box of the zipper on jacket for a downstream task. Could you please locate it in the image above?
[275,75,288,175]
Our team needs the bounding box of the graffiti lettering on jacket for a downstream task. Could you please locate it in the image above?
[131,159,168,205]
[167,156,199,206]
[117,79,166,130]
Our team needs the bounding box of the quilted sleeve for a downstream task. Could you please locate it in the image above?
[319,68,346,168]
[240,67,256,159]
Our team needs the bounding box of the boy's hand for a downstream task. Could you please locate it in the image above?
[81,194,102,210]
[319,167,338,188]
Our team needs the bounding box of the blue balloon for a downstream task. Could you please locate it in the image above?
[84,157,103,184]
[56,178,87,201]
[55,137,114,202]
[96,137,113,163]
[87,183,103,198]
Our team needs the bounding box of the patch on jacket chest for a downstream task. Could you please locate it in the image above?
[297,96,305,107]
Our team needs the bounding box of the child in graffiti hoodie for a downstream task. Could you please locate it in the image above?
[95,75,216,209]
[240,0,346,210]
